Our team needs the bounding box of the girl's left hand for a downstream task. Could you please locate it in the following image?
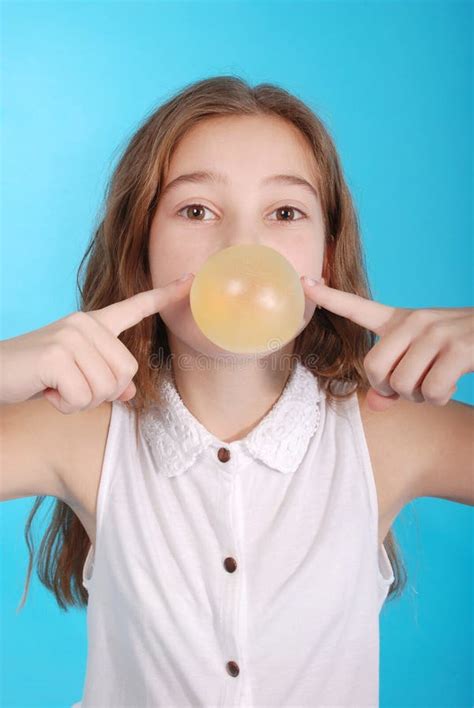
[301,275,474,412]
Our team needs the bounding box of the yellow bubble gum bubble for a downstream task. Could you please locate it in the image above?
[190,244,305,354]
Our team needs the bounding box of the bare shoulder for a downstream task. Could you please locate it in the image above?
[356,388,474,534]
[355,388,417,542]
[0,397,112,541]
[55,400,113,544]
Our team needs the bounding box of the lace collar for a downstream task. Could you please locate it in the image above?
[140,359,322,477]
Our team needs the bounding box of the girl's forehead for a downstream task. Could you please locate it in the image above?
[171,115,314,159]
[161,116,320,196]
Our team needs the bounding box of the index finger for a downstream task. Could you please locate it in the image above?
[301,278,396,333]
[90,274,194,337]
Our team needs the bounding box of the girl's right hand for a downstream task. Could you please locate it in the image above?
[0,273,194,413]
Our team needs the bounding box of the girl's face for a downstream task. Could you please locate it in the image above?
[149,114,326,359]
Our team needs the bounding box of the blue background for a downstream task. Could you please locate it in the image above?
[1,1,472,706]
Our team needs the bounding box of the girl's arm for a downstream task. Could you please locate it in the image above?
[399,397,474,506]
[0,397,111,505]
[1,397,72,501]
[0,274,195,503]
[302,277,474,507]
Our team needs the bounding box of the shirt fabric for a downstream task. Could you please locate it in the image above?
[72,359,394,708]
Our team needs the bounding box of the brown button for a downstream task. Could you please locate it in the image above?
[226,660,240,677]
[217,447,231,463]
[223,557,237,573]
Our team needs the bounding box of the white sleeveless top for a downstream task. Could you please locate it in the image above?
[72,360,394,708]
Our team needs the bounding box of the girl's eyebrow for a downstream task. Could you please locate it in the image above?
[160,170,319,202]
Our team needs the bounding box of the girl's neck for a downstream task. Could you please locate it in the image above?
[166,334,296,443]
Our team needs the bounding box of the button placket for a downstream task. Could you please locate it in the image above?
[216,446,247,703]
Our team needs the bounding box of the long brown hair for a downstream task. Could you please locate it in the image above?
[18,75,407,611]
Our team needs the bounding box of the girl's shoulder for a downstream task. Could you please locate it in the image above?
[58,400,114,546]
[1,396,111,503]
[354,388,473,544]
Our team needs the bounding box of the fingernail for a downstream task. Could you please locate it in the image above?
[178,272,194,282]
[302,276,320,286]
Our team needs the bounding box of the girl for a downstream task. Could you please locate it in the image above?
[1,75,472,708]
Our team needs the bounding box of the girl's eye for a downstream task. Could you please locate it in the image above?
[176,204,307,224]
[268,205,307,224]
[176,204,216,222]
